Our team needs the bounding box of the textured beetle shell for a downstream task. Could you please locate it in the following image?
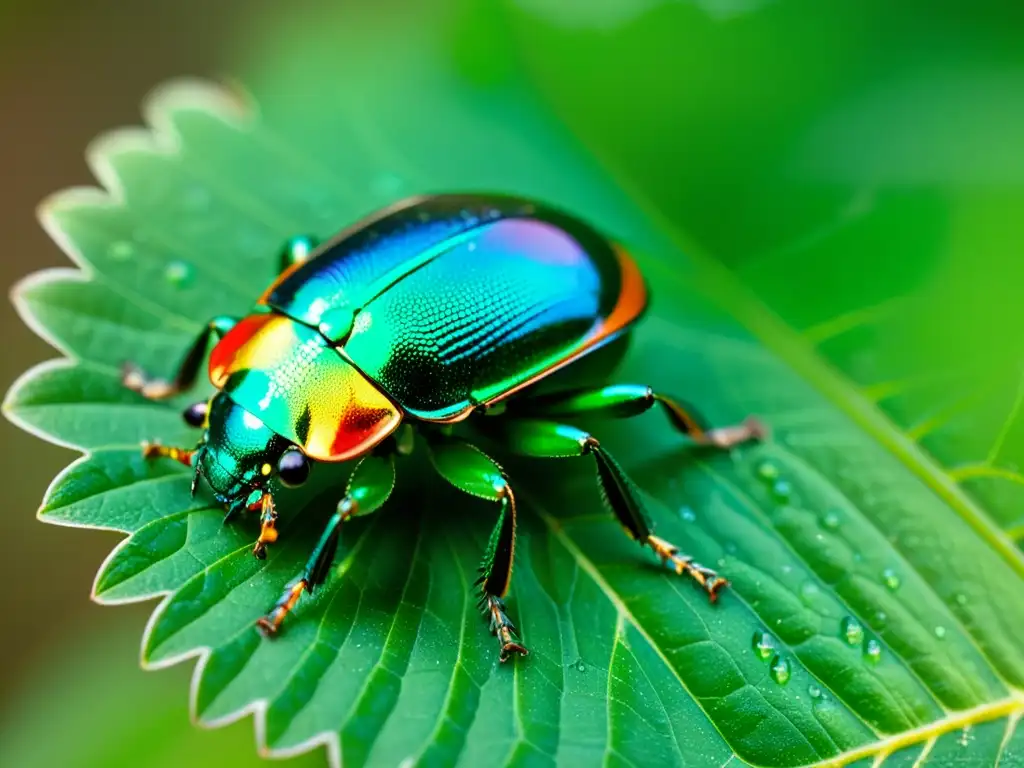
[215,194,647,458]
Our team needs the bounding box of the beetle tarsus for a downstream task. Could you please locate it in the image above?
[121,362,177,400]
[140,441,195,468]
[646,534,728,602]
[253,494,278,559]
[700,415,769,450]
[485,595,528,662]
[256,578,307,636]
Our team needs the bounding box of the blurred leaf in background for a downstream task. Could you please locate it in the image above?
[4,0,1024,767]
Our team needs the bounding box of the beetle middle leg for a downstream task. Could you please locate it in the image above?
[509,383,767,449]
[493,418,729,601]
[257,453,395,635]
[427,435,527,662]
[122,315,238,401]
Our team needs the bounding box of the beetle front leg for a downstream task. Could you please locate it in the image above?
[494,418,728,602]
[122,315,237,400]
[257,453,394,635]
[511,383,767,449]
[278,235,319,274]
[428,436,527,662]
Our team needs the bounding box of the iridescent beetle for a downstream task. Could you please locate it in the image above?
[125,194,766,662]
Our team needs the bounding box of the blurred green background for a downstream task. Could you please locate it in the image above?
[2,1,1023,766]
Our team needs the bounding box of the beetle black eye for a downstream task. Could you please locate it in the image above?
[277,448,310,487]
[183,401,208,428]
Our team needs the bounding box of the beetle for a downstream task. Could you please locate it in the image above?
[124,194,766,662]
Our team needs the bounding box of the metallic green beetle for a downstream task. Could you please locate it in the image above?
[124,194,766,662]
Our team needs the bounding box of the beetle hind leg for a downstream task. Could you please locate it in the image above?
[494,418,728,601]
[511,383,767,449]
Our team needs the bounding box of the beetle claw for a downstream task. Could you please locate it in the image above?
[499,642,529,663]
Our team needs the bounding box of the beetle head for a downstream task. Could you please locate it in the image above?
[193,393,311,513]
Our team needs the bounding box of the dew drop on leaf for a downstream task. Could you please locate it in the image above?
[165,261,194,287]
[807,684,822,699]
[958,724,973,747]
[820,509,841,530]
[934,625,947,640]
[752,630,775,661]
[755,459,780,482]
[882,568,901,591]
[799,581,821,604]
[841,616,864,646]
[108,241,134,261]
[769,655,791,685]
[873,610,888,628]
[955,593,968,606]
[679,506,696,522]
[771,479,792,502]
[864,638,882,664]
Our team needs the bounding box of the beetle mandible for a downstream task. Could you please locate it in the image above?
[124,194,766,662]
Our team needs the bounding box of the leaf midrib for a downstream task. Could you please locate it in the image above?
[807,691,1024,768]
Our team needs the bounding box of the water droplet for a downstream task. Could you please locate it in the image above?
[575,660,586,672]
[864,638,882,664]
[820,510,841,530]
[165,261,193,287]
[680,506,697,522]
[873,611,888,628]
[800,582,821,603]
[769,655,791,685]
[771,479,792,502]
[756,460,780,482]
[108,241,133,261]
[955,593,968,606]
[934,626,947,640]
[958,724,973,747]
[841,617,864,646]
[882,568,901,591]
[752,630,775,661]
[808,684,822,699]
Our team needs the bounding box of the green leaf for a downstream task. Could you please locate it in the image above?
[6,2,1024,767]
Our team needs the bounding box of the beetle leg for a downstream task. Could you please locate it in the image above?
[257,454,394,636]
[122,315,238,401]
[494,418,728,602]
[511,384,767,449]
[278,235,319,273]
[252,493,279,559]
[140,441,195,468]
[427,436,527,662]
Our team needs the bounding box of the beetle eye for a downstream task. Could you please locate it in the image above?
[277,448,310,487]
[183,401,208,428]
